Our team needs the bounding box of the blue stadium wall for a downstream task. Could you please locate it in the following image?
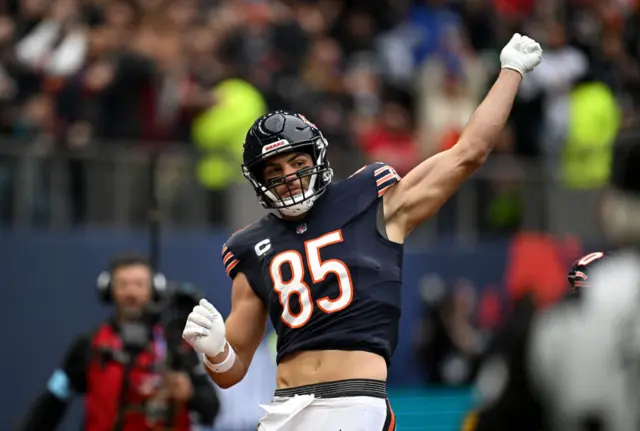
[0,229,514,430]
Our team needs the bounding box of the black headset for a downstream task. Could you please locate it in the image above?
[96,256,167,304]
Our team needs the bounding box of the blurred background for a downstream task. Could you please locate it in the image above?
[0,0,637,429]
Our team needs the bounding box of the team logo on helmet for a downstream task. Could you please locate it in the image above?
[262,139,291,154]
[298,114,317,128]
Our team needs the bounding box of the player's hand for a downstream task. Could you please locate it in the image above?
[500,33,543,77]
[182,299,227,357]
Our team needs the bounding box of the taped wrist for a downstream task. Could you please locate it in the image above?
[202,341,236,373]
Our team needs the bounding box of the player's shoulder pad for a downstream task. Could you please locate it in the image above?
[221,217,269,279]
[348,162,401,198]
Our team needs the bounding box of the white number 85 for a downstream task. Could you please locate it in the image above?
[269,230,354,328]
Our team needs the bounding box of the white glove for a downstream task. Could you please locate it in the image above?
[182,299,227,357]
[500,33,543,77]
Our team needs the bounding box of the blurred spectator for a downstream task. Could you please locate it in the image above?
[519,21,589,161]
[192,77,266,223]
[18,253,219,431]
[561,80,621,188]
[414,275,487,386]
[419,71,476,157]
[358,98,419,176]
[504,231,575,308]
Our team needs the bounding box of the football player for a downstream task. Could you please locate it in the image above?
[183,33,543,431]
[462,123,640,431]
[460,251,612,431]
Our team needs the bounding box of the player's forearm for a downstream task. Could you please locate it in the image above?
[456,69,522,165]
[203,342,248,389]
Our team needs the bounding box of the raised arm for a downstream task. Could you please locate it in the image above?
[383,34,542,242]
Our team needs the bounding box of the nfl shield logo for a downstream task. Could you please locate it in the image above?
[296,223,307,235]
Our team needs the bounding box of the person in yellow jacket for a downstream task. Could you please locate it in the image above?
[562,81,621,189]
[192,78,267,190]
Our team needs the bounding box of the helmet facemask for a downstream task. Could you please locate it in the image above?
[242,137,333,217]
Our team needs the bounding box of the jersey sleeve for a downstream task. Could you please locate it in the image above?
[372,162,401,197]
[349,162,401,198]
[461,294,544,431]
[220,228,270,304]
[221,242,242,279]
[221,222,261,280]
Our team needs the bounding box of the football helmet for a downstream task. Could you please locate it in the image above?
[568,251,612,291]
[242,111,333,217]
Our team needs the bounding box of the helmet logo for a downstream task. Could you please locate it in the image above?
[298,114,317,129]
[262,139,291,154]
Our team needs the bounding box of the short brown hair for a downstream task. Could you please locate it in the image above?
[108,253,151,273]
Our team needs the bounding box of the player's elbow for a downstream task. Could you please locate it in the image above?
[207,353,251,389]
[215,379,238,390]
[209,370,245,390]
[455,138,490,171]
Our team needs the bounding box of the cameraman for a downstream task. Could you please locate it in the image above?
[19,254,219,431]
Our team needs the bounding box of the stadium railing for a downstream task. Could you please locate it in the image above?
[0,137,604,244]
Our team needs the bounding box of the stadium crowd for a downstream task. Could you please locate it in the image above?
[0,0,638,230]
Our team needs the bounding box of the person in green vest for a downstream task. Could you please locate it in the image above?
[192,78,266,190]
[191,78,266,223]
[562,81,621,189]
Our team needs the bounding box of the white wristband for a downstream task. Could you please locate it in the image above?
[203,342,236,373]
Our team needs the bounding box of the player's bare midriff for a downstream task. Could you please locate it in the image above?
[275,349,387,388]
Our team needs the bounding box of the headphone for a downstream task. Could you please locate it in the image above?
[96,259,167,304]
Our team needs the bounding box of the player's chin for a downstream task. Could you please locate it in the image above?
[280,190,303,200]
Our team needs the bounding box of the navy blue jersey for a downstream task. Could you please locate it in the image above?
[221,163,403,365]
